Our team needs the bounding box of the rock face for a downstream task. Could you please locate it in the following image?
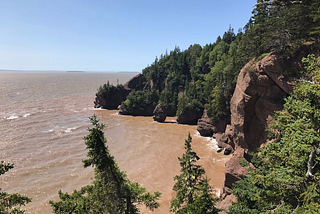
[230,54,291,152]
[123,73,146,91]
[94,74,146,109]
[197,110,229,136]
[176,108,203,125]
[153,104,167,122]
[94,87,130,109]
[219,53,304,212]
[214,125,234,155]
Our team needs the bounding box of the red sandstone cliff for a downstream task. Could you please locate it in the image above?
[216,52,308,213]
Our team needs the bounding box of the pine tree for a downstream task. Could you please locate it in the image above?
[50,115,161,214]
[170,133,220,214]
[0,161,31,214]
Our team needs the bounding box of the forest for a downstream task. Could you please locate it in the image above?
[1,0,320,213]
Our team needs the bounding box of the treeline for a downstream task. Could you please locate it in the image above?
[99,0,320,125]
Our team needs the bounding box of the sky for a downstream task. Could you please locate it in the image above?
[0,0,257,72]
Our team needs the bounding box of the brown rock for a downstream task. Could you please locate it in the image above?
[230,55,289,152]
[197,109,229,136]
[153,104,167,122]
[197,110,215,136]
[223,148,249,189]
[123,73,146,91]
[216,193,237,214]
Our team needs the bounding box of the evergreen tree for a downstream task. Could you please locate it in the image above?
[50,115,161,214]
[0,161,31,214]
[170,133,220,214]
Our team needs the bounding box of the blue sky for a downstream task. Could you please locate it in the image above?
[0,0,256,72]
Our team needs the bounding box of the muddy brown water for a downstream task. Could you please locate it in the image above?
[0,72,229,213]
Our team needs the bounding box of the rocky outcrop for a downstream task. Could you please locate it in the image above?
[119,104,155,116]
[176,108,203,125]
[153,104,167,122]
[197,110,229,136]
[214,125,234,155]
[219,52,308,210]
[94,74,146,109]
[123,73,146,91]
[94,86,130,109]
[230,54,293,152]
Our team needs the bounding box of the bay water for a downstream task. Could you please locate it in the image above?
[0,72,228,213]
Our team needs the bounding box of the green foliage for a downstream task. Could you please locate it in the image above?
[229,55,320,213]
[255,52,270,62]
[238,158,249,167]
[302,54,320,83]
[170,133,220,214]
[97,81,124,97]
[176,94,204,117]
[0,161,31,214]
[139,1,319,123]
[50,115,161,213]
[121,89,159,112]
[159,88,178,111]
[243,0,320,56]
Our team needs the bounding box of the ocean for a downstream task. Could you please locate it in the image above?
[0,72,228,213]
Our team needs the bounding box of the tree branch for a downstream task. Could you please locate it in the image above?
[306,145,319,179]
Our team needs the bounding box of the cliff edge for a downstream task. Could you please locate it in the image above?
[217,51,310,212]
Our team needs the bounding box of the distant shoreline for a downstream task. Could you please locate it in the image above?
[0,70,140,73]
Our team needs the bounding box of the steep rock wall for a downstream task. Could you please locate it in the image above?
[217,53,302,213]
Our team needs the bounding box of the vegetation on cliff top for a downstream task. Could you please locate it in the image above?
[97,0,320,125]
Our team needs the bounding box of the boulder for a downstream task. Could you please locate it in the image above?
[213,131,233,155]
[197,110,215,136]
[223,148,249,189]
[197,110,229,137]
[153,104,167,122]
[216,193,237,214]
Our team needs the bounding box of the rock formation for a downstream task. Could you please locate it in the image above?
[218,52,306,212]
[197,109,229,137]
[94,74,146,109]
[176,108,203,125]
[94,86,130,109]
[153,104,167,122]
[123,73,146,91]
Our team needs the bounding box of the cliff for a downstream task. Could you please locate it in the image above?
[217,50,310,212]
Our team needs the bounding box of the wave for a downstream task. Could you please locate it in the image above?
[6,115,18,120]
[64,126,81,133]
[194,132,219,151]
